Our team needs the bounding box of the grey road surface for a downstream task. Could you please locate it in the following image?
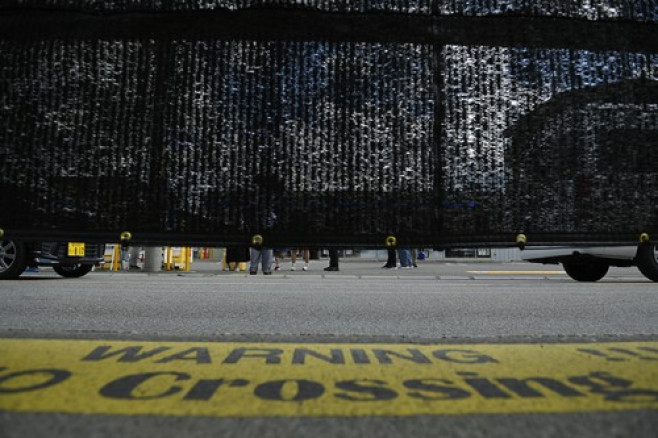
[1,260,657,438]
[1,261,656,340]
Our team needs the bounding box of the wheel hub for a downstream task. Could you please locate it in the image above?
[0,241,17,270]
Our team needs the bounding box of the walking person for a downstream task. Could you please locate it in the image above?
[247,170,281,276]
[290,248,310,271]
[324,248,339,271]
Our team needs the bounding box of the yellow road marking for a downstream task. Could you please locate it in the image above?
[467,270,565,275]
[1,339,657,418]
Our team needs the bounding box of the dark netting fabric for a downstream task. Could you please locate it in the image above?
[2,0,657,21]
[1,1,657,246]
[159,41,435,242]
[1,0,436,14]
[440,46,658,242]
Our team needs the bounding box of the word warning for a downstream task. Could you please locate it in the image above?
[1,339,657,418]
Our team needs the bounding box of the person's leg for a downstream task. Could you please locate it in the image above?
[383,248,396,268]
[397,249,411,268]
[325,249,339,271]
[291,248,297,270]
[249,248,261,275]
[274,251,281,271]
[303,248,310,270]
[262,248,274,274]
[121,247,131,270]
[129,246,141,269]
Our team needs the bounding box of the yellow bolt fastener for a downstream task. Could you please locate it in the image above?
[516,234,527,250]
[252,234,263,246]
[119,231,132,249]
[385,236,397,247]
[639,233,650,244]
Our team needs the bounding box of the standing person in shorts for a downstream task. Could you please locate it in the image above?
[290,248,310,271]
[273,248,287,272]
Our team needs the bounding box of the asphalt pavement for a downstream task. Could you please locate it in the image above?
[2,259,656,438]
[97,256,648,282]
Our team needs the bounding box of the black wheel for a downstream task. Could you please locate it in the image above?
[0,239,28,279]
[53,264,94,278]
[562,261,609,282]
[636,244,658,282]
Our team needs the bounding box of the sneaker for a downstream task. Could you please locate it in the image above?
[263,271,272,275]
[274,265,280,272]
[290,265,296,271]
[381,264,395,269]
[303,264,308,271]
[249,271,257,275]
[324,266,339,272]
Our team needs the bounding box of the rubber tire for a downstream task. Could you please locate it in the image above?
[636,244,658,282]
[0,240,28,279]
[562,261,609,282]
[53,264,94,278]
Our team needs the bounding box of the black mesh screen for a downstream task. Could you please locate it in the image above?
[1,1,657,247]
